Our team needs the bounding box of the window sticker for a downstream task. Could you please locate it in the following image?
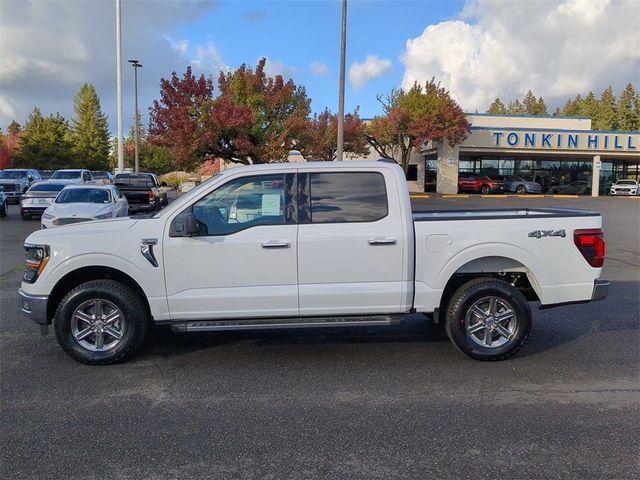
[261,194,281,215]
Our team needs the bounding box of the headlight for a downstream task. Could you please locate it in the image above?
[23,244,50,283]
[95,211,114,220]
[42,211,54,220]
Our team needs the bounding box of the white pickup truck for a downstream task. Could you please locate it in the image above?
[18,161,608,364]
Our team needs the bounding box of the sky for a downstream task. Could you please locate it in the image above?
[1,0,639,135]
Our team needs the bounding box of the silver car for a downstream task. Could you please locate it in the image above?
[496,176,542,194]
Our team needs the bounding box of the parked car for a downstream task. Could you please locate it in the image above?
[38,170,55,180]
[19,161,608,364]
[548,181,591,195]
[20,181,73,220]
[0,186,8,217]
[610,179,639,196]
[0,169,41,203]
[495,176,542,194]
[91,171,115,185]
[50,169,94,184]
[114,173,168,212]
[40,184,128,229]
[458,175,504,194]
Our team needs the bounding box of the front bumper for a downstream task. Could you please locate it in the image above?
[18,288,50,325]
[591,279,609,302]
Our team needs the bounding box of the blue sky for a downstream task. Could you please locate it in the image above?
[1,0,637,134]
[173,0,464,118]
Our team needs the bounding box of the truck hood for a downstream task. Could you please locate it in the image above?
[26,217,138,244]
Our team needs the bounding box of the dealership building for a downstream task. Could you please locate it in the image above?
[413,113,640,195]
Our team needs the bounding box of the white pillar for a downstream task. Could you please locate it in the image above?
[436,141,459,194]
[591,155,601,197]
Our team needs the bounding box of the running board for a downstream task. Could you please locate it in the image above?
[170,315,405,333]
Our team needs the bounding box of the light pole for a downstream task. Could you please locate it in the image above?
[128,59,143,173]
[115,0,124,173]
[336,0,347,161]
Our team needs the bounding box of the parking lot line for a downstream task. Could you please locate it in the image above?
[442,194,469,198]
[552,195,579,199]
[480,194,507,198]
[520,194,545,198]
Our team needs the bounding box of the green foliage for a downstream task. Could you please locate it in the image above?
[12,108,75,169]
[579,91,599,120]
[616,83,638,131]
[593,86,617,130]
[486,98,507,114]
[72,83,110,170]
[7,121,21,135]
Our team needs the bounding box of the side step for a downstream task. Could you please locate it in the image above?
[170,315,405,333]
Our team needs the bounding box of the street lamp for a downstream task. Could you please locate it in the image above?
[128,59,143,173]
[336,0,347,161]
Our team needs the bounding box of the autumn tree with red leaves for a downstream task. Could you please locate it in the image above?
[365,80,471,174]
[0,121,21,169]
[149,58,311,170]
[297,108,369,161]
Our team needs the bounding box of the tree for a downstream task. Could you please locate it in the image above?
[7,121,21,135]
[506,99,525,115]
[593,86,617,130]
[580,91,599,120]
[486,98,507,114]
[110,122,174,174]
[148,66,214,170]
[12,108,75,169]
[559,94,582,116]
[523,90,538,115]
[616,83,638,131]
[364,80,471,175]
[0,127,21,169]
[535,97,548,116]
[72,83,110,169]
[297,108,369,161]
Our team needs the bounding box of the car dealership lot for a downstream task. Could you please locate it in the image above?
[1,197,638,479]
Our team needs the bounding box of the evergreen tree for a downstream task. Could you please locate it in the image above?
[486,98,507,114]
[579,91,599,120]
[633,89,640,130]
[507,99,525,115]
[7,120,21,135]
[535,97,548,116]
[593,86,617,130]
[561,95,583,116]
[13,108,75,169]
[72,83,110,169]
[616,83,638,131]
[523,90,538,115]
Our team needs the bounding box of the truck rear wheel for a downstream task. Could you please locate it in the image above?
[444,278,531,361]
[54,280,148,365]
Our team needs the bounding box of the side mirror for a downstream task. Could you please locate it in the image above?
[28,176,34,182]
[169,212,197,237]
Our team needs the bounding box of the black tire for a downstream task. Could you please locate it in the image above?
[480,185,491,194]
[54,280,148,365]
[515,185,526,194]
[0,200,7,217]
[444,278,531,361]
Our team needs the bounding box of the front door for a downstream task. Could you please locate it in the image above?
[163,173,298,320]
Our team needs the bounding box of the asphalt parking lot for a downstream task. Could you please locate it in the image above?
[1,195,638,479]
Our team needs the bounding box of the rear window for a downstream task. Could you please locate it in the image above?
[29,183,67,192]
[308,172,388,223]
[115,175,155,188]
[91,172,109,179]
[51,171,81,180]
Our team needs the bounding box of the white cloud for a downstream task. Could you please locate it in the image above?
[261,57,297,79]
[401,0,640,112]
[348,55,392,90]
[0,0,218,130]
[191,41,226,73]
[310,61,328,76]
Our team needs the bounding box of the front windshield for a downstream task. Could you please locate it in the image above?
[51,171,81,180]
[55,188,111,204]
[0,171,27,179]
[153,173,222,218]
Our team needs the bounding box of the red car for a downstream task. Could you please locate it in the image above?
[458,175,505,194]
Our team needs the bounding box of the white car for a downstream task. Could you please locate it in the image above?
[610,179,639,196]
[19,161,608,364]
[41,185,128,229]
[49,169,94,184]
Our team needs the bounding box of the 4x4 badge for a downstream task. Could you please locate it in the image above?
[528,229,566,239]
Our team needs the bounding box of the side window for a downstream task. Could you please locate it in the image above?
[308,172,388,223]
[83,171,90,181]
[192,174,294,236]
[114,187,120,199]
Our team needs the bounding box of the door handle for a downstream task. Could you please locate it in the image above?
[261,241,291,249]
[368,238,397,246]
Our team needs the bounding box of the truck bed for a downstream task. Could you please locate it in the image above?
[412,207,600,222]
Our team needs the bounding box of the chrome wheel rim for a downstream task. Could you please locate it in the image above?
[70,299,125,352]
[465,296,517,348]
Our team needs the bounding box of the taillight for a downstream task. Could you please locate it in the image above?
[573,228,605,268]
[148,190,154,200]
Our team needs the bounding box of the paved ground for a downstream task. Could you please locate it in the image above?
[1,196,638,479]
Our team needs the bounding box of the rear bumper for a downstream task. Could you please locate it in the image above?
[18,288,49,325]
[591,279,609,302]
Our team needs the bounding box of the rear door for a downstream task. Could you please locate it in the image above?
[297,170,406,316]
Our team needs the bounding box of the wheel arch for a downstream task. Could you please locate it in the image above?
[47,266,152,322]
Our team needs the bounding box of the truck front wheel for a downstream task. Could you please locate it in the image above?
[444,278,531,361]
[54,280,148,365]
